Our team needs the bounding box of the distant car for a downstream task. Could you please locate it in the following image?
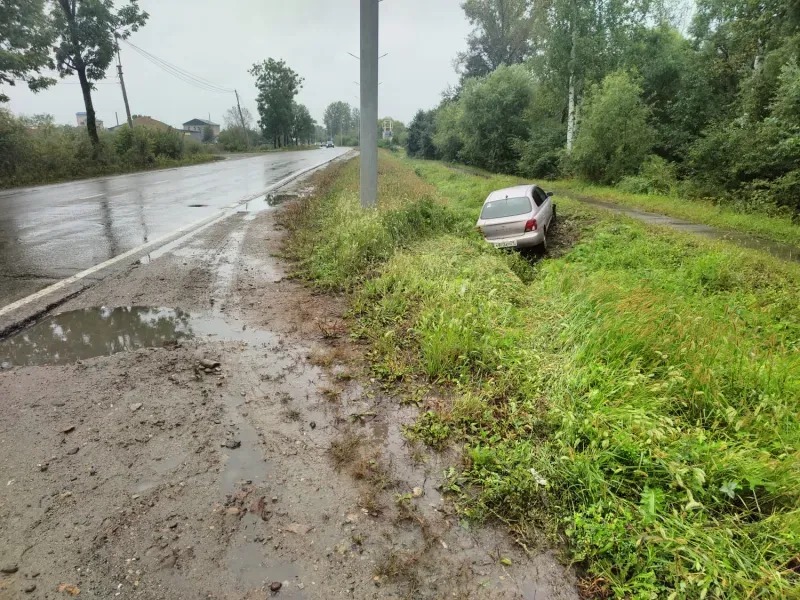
[475,185,555,251]
[318,142,325,148]
[326,141,335,148]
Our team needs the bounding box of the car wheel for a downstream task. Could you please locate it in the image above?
[535,232,548,256]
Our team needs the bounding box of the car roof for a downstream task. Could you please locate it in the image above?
[485,185,534,202]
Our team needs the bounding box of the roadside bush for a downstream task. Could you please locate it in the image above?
[217,127,258,152]
[183,138,205,155]
[572,71,654,184]
[0,111,214,188]
[125,126,155,166]
[0,109,31,179]
[152,129,183,159]
[377,138,400,152]
[618,154,678,195]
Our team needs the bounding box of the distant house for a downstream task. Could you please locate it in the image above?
[107,116,174,132]
[183,118,219,141]
[76,112,104,130]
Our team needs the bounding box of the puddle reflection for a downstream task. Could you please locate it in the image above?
[0,307,193,367]
[0,306,280,368]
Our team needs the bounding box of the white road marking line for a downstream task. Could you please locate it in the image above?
[0,150,354,320]
[79,193,105,200]
[152,180,169,185]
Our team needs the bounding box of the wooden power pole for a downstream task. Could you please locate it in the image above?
[117,50,133,128]
[235,90,250,148]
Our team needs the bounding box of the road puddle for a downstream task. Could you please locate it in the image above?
[0,306,279,368]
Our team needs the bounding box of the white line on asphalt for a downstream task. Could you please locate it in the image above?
[79,194,105,200]
[0,150,354,320]
[152,180,169,185]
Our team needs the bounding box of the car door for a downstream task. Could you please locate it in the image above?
[533,187,552,229]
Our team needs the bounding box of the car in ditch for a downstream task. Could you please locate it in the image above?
[475,184,555,251]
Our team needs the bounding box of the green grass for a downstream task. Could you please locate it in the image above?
[549,179,800,248]
[286,152,800,599]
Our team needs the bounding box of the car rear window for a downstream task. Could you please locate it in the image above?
[480,196,532,219]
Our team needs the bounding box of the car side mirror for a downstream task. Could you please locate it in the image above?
[546,191,554,197]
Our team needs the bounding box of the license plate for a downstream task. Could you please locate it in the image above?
[493,240,517,248]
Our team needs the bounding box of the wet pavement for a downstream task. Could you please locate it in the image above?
[0,148,348,308]
[565,193,800,262]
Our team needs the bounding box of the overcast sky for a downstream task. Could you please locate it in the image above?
[5,0,471,129]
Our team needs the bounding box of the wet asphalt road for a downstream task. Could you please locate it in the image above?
[0,148,348,308]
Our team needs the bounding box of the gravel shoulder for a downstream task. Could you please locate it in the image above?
[0,166,578,599]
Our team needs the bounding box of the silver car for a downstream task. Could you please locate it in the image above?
[476,184,555,250]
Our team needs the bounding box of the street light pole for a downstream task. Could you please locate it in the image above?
[360,0,379,208]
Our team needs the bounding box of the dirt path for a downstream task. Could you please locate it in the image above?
[553,189,800,263]
[0,168,578,599]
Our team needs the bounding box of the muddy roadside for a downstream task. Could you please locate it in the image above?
[0,161,579,599]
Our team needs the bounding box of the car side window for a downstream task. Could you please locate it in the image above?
[532,187,546,207]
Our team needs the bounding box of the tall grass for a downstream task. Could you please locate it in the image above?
[287,152,800,599]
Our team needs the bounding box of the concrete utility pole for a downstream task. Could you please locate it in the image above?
[235,89,250,148]
[117,50,133,128]
[360,0,379,208]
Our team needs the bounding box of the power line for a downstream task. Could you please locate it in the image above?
[123,41,233,92]
[125,44,232,93]
[54,81,119,85]
[122,41,234,94]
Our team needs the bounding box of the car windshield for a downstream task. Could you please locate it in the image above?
[480,196,532,219]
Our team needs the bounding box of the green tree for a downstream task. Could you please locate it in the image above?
[52,0,149,146]
[457,0,536,79]
[0,0,55,102]
[323,101,351,145]
[572,70,653,184]
[458,64,533,172]
[292,103,315,145]
[406,109,437,159]
[202,125,214,143]
[432,101,464,162]
[314,124,327,143]
[250,58,304,148]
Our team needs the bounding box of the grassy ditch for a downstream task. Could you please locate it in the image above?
[284,152,800,599]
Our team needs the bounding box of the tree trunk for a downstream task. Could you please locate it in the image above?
[77,65,100,146]
[753,38,763,71]
[565,0,578,154]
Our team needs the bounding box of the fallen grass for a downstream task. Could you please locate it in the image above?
[550,178,800,247]
[287,151,800,599]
